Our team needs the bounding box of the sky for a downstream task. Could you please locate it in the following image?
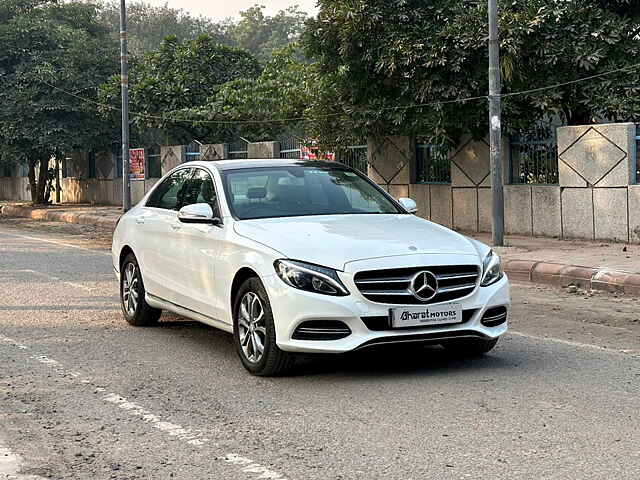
[143,1,319,20]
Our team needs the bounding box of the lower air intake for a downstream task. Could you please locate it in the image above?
[481,306,508,327]
[292,320,352,341]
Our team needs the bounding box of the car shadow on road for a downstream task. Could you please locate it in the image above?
[292,345,515,379]
[153,315,518,379]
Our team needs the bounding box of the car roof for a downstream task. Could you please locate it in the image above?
[182,159,351,172]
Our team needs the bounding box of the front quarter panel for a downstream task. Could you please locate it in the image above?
[214,223,284,326]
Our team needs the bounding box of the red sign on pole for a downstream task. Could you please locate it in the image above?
[129,148,145,181]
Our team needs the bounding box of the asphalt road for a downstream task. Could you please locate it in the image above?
[1,220,639,480]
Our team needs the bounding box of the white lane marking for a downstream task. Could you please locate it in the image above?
[30,354,83,379]
[0,445,22,475]
[0,335,290,480]
[102,394,209,446]
[509,330,640,356]
[224,455,287,479]
[0,336,28,350]
[0,230,111,257]
[0,445,47,479]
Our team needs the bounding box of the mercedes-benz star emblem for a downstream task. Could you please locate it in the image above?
[410,271,439,301]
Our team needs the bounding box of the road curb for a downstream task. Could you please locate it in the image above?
[0,204,118,229]
[503,259,640,296]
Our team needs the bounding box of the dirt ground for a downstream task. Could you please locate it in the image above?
[0,216,114,251]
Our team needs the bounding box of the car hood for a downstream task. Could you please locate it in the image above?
[233,214,481,271]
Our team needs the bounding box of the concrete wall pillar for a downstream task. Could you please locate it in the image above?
[556,123,635,241]
[200,144,229,161]
[248,141,280,159]
[557,123,635,188]
[367,136,415,194]
[448,136,510,233]
[160,145,186,176]
[95,151,116,179]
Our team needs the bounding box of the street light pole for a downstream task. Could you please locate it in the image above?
[120,0,132,212]
[488,0,504,246]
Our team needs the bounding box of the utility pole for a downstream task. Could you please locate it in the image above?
[55,158,61,204]
[488,0,504,246]
[120,0,132,212]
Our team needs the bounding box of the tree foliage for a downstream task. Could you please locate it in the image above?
[303,0,640,146]
[100,35,263,144]
[225,5,309,62]
[453,0,640,126]
[97,2,308,61]
[98,1,229,56]
[0,0,118,203]
[172,43,315,143]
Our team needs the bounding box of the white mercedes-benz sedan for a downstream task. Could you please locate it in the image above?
[112,159,510,375]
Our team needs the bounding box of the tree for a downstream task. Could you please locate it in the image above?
[97,2,308,61]
[98,1,230,56]
[226,4,308,62]
[303,0,640,146]
[450,0,640,127]
[172,43,316,143]
[99,35,262,145]
[0,0,118,204]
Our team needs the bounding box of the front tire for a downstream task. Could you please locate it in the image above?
[120,253,161,326]
[441,337,499,357]
[233,277,294,376]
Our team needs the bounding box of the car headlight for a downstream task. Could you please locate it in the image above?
[274,260,349,296]
[480,250,503,287]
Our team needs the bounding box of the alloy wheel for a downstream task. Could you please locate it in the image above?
[122,262,140,316]
[237,292,267,364]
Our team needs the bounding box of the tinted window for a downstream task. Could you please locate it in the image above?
[146,169,193,210]
[222,166,402,220]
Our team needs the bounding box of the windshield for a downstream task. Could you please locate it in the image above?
[222,165,404,220]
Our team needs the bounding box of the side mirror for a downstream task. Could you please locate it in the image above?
[178,203,221,225]
[398,197,418,214]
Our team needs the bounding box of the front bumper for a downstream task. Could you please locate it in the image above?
[264,273,510,354]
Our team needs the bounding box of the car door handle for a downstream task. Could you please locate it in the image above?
[136,218,145,225]
[170,224,182,231]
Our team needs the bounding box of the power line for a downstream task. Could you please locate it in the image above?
[501,62,640,97]
[40,79,488,125]
[39,61,640,127]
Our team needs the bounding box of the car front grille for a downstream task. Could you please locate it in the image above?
[353,265,480,305]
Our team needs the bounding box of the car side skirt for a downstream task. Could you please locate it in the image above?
[146,293,233,334]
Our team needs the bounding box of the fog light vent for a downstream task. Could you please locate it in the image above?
[292,320,352,341]
[481,306,507,327]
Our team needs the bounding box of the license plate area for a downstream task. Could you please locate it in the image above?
[390,303,462,328]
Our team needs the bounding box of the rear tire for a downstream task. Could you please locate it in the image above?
[120,253,161,327]
[441,337,499,357]
[233,277,295,376]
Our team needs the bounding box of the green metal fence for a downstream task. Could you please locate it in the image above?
[509,126,558,184]
[146,146,162,178]
[279,136,303,159]
[633,123,640,183]
[416,142,451,183]
[185,142,201,162]
[229,139,248,159]
[336,145,368,173]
